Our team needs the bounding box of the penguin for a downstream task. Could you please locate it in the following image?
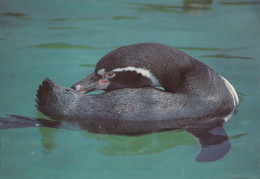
[71,43,239,116]
[0,43,239,162]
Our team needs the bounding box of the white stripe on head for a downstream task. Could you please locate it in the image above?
[220,76,239,106]
[112,66,160,86]
[97,69,106,76]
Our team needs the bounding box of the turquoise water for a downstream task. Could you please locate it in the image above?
[0,0,260,178]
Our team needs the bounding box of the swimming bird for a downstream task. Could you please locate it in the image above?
[0,43,239,162]
[71,43,238,115]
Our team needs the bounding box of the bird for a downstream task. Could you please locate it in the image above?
[71,42,238,116]
[0,43,239,162]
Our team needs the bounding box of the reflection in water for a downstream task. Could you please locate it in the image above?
[89,131,247,157]
[218,1,260,5]
[25,43,117,50]
[187,125,230,162]
[200,54,253,60]
[26,43,99,50]
[39,127,58,154]
[84,130,196,156]
[1,12,27,18]
[123,0,213,14]
[178,47,222,51]
[112,16,139,21]
[49,18,70,22]
[49,17,99,22]
[183,0,213,12]
[49,27,78,30]
[177,46,252,52]
[0,111,245,162]
[0,107,240,162]
[176,46,254,61]
[37,112,58,155]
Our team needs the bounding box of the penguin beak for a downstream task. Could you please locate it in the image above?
[71,72,106,94]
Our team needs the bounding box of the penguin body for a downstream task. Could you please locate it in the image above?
[36,79,235,133]
[72,43,239,117]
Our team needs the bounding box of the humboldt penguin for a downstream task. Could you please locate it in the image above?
[0,43,239,162]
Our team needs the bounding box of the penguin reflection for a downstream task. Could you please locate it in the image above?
[27,109,236,162]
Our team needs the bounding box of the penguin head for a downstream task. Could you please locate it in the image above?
[71,42,190,94]
[71,66,159,94]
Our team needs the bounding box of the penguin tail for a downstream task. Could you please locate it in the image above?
[0,115,60,129]
[35,78,55,115]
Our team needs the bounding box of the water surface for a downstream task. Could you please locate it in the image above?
[0,0,259,178]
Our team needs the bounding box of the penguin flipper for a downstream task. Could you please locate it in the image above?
[186,124,231,162]
[0,115,61,129]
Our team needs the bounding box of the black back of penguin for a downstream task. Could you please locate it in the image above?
[96,43,192,93]
[95,43,229,97]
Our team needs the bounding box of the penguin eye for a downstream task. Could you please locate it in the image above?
[106,72,115,78]
[96,73,102,79]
